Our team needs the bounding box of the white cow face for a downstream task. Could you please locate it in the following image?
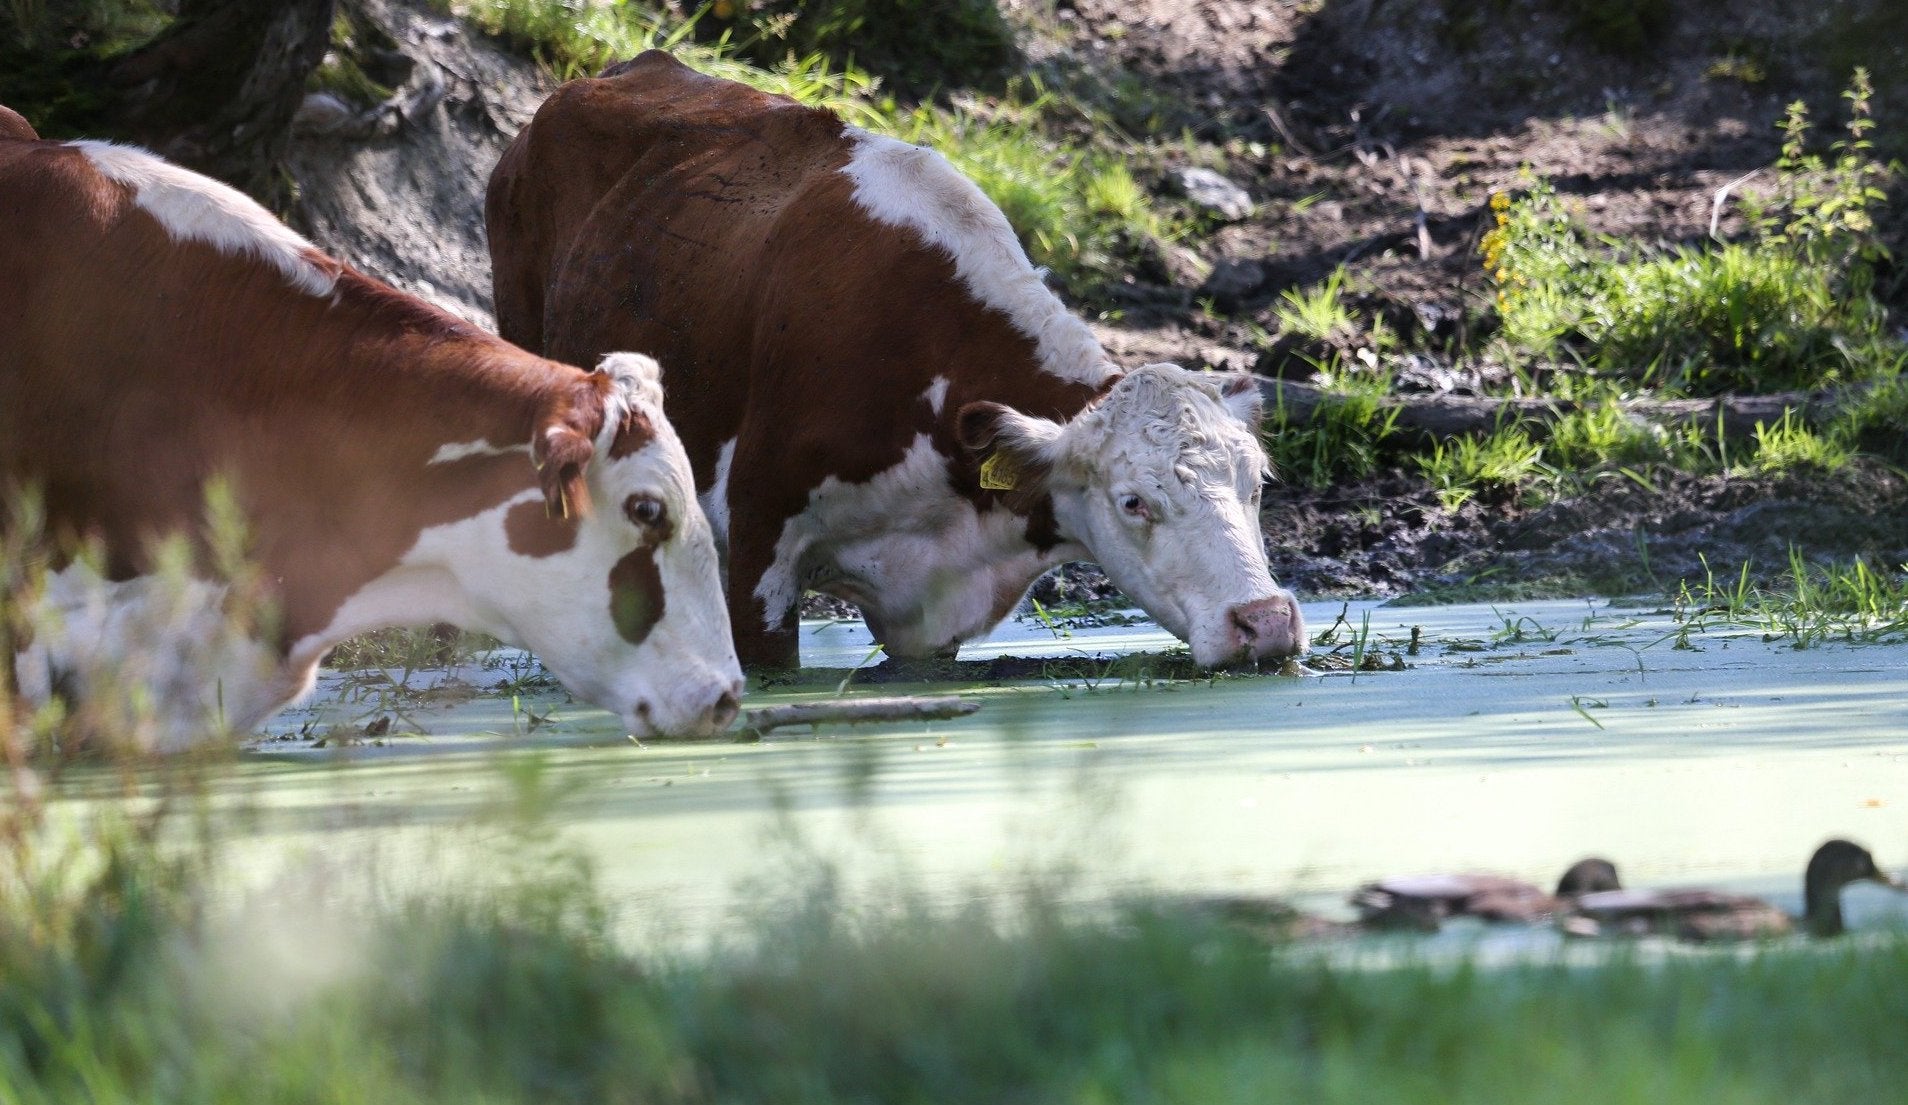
[462,354,742,737]
[961,364,1305,668]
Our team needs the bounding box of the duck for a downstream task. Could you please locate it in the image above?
[1560,839,1905,941]
[1179,857,1620,941]
[1349,856,1623,931]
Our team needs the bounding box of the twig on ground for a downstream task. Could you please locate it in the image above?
[738,696,980,738]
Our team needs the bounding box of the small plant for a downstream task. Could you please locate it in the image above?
[1274,266,1356,343]
[1544,400,1669,469]
[453,0,603,72]
[1415,425,1548,510]
[1753,69,1892,276]
[327,625,483,674]
[1483,74,1900,395]
[1480,179,1594,356]
[1830,353,1908,462]
[1492,609,1562,644]
[1028,597,1073,641]
[1672,549,1908,647]
[1736,409,1853,475]
[1263,359,1401,489]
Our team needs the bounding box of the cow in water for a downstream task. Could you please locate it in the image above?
[0,104,741,750]
[486,51,1307,670]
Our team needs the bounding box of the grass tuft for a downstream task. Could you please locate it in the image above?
[1672,549,1908,646]
[1415,424,1548,510]
[1264,360,1401,488]
[1482,73,1900,398]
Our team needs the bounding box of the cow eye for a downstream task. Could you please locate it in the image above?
[1119,494,1151,521]
[624,494,667,529]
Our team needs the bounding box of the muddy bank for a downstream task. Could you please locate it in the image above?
[1269,460,1908,601]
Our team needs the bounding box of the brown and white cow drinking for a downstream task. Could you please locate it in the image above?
[0,109,741,751]
[486,51,1306,670]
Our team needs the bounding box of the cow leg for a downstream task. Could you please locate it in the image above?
[723,505,802,671]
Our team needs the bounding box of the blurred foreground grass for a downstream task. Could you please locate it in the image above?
[4,754,1906,1105]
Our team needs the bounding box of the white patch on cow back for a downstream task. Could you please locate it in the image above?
[921,375,951,416]
[841,129,1111,387]
[756,433,1075,655]
[69,139,338,297]
[699,437,737,551]
[428,440,532,465]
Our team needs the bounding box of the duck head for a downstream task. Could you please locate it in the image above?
[1803,839,1906,937]
[1555,857,1622,897]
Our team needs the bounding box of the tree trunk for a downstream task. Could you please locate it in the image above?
[99,0,336,202]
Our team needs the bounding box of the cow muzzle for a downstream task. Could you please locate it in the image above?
[631,678,744,739]
[1203,591,1307,668]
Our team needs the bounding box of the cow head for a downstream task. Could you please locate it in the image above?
[472,353,742,736]
[960,363,1305,668]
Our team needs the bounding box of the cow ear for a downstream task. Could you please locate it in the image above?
[1217,373,1264,429]
[957,401,1065,495]
[531,376,612,520]
[532,423,595,521]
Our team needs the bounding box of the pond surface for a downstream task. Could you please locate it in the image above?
[62,599,1908,946]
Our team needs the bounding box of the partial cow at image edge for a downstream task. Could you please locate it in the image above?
[0,113,740,751]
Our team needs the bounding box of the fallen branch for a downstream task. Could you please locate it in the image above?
[738,696,980,738]
[1258,376,1863,446]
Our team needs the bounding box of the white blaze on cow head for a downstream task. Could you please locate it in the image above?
[433,353,742,736]
[959,363,1305,668]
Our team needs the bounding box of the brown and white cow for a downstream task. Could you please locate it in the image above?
[0,110,741,751]
[486,51,1305,670]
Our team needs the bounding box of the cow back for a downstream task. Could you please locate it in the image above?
[489,51,1099,495]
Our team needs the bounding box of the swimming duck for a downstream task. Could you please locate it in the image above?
[1561,839,1905,941]
[1181,857,1620,942]
[1351,856,1623,931]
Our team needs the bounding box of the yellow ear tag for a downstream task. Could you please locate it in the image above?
[980,451,1022,491]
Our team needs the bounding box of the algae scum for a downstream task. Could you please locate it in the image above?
[139,597,1900,948]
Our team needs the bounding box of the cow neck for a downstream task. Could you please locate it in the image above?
[239,271,578,649]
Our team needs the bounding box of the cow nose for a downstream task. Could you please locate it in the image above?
[708,686,741,731]
[1226,594,1306,660]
